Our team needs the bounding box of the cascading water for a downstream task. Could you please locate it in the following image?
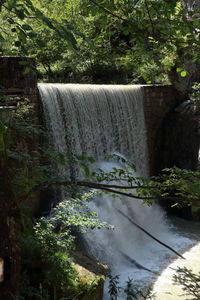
[39,83,149,176]
[38,83,194,298]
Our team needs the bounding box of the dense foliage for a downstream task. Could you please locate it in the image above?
[0,0,200,89]
[20,192,109,299]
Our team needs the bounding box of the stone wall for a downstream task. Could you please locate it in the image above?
[142,85,200,219]
[142,85,199,175]
[142,85,180,175]
[0,57,41,215]
[0,56,38,119]
[0,56,37,99]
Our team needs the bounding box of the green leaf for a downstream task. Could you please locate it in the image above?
[176,67,182,72]
[34,8,44,18]
[14,41,21,47]
[42,16,55,30]
[18,29,27,43]
[123,29,130,36]
[27,31,37,38]
[36,39,46,48]
[75,154,85,161]
[7,0,16,10]
[8,18,15,24]
[59,26,77,49]
[87,156,96,163]
[80,163,90,176]
[180,70,187,77]
[171,203,179,208]
[21,24,33,31]
[0,34,5,42]
[24,0,35,9]
[15,9,25,20]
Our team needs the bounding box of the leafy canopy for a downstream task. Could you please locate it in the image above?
[1,0,200,84]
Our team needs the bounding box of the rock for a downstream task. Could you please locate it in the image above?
[72,251,108,300]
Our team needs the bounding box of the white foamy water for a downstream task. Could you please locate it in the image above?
[84,161,194,299]
[38,83,196,299]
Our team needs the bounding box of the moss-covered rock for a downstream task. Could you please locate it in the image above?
[72,251,108,300]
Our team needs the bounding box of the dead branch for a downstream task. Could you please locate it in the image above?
[119,251,157,273]
[117,210,185,260]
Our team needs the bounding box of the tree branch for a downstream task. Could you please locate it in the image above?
[119,251,157,273]
[24,180,181,203]
[94,183,175,189]
[117,210,185,260]
[144,0,155,36]
[23,180,186,260]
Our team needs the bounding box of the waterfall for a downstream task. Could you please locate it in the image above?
[38,83,193,297]
[38,83,149,177]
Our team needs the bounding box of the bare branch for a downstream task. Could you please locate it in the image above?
[119,251,157,273]
[117,210,185,260]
